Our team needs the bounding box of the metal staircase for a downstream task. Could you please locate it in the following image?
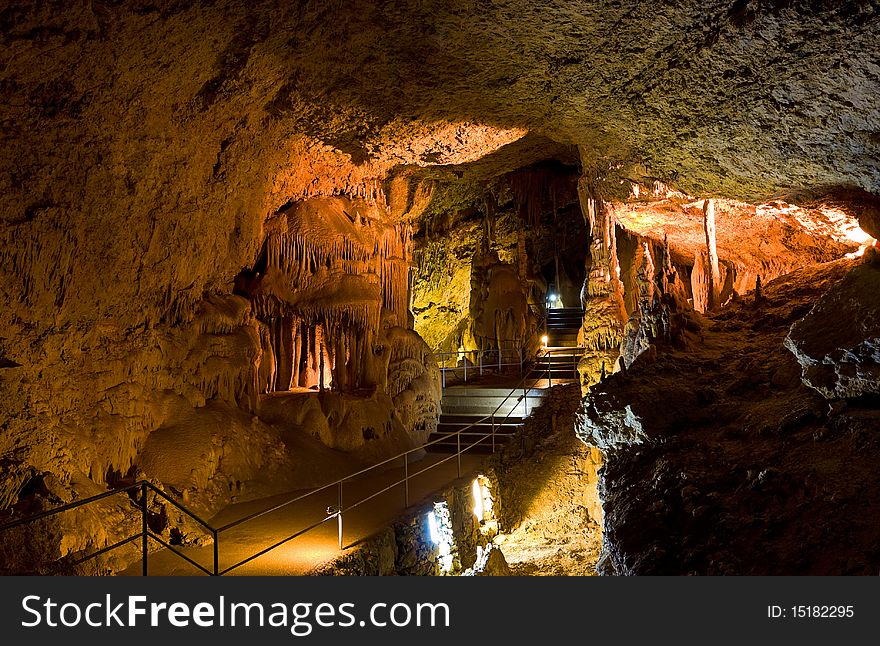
[427,307,585,454]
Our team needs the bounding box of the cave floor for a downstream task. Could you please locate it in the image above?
[121,452,484,576]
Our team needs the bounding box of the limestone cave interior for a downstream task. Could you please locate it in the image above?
[1,0,879,576]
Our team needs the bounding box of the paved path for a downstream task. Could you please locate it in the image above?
[123,452,484,576]
[126,340,581,576]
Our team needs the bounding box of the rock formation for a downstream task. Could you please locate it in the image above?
[785,260,880,400]
[577,259,880,574]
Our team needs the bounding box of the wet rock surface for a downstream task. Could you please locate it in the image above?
[578,259,880,575]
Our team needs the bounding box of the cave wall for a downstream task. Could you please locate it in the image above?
[576,256,880,574]
[0,2,487,554]
[412,165,586,358]
[413,207,540,359]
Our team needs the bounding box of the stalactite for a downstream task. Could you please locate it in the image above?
[248,198,417,394]
[703,198,721,312]
[576,170,627,392]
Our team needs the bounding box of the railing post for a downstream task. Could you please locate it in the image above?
[404,454,409,507]
[141,481,148,576]
[497,347,502,372]
[479,351,483,376]
[457,432,461,478]
[442,364,446,388]
[337,481,343,550]
[524,386,528,415]
[213,530,219,576]
[491,415,495,453]
[463,352,467,382]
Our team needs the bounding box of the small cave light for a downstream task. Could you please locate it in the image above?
[541,334,549,347]
[427,502,454,573]
[427,510,441,544]
[472,478,484,522]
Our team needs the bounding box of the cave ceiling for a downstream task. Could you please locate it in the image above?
[4,1,877,204]
[257,0,880,201]
[1,0,878,340]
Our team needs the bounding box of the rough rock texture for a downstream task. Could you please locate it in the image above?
[785,261,880,399]
[575,177,857,389]
[577,259,880,575]
[314,381,607,577]
[312,472,505,576]
[491,384,603,575]
[413,209,532,356]
[3,0,868,201]
[577,183,627,391]
[412,163,585,356]
[613,190,864,312]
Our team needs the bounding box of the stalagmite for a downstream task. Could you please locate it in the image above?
[246,197,417,394]
[620,242,657,369]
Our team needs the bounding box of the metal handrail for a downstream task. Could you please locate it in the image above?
[484,345,584,451]
[0,346,583,577]
[433,343,530,387]
[0,480,216,575]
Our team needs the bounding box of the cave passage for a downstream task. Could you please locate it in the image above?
[1,1,879,577]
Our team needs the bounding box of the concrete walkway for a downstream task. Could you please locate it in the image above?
[125,338,582,576]
[122,452,484,576]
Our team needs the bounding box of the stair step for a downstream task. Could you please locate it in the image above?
[441,395,545,403]
[536,355,582,361]
[426,444,498,455]
[536,357,580,363]
[426,433,513,453]
[442,386,548,397]
[442,407,535,416]
[433,430,519,440]
[436,424,521,433]
[550,334,577,348]
[440,413,522,424]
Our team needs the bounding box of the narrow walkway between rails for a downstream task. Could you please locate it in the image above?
[126,308,584,576]
[122,452,484,576]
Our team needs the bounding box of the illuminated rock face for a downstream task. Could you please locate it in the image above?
[412,165,584,359]
[241,195,416,393]
[576,182,627,391]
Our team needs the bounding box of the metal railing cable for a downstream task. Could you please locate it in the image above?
[0,480,216,575]
[0,344,583,576]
